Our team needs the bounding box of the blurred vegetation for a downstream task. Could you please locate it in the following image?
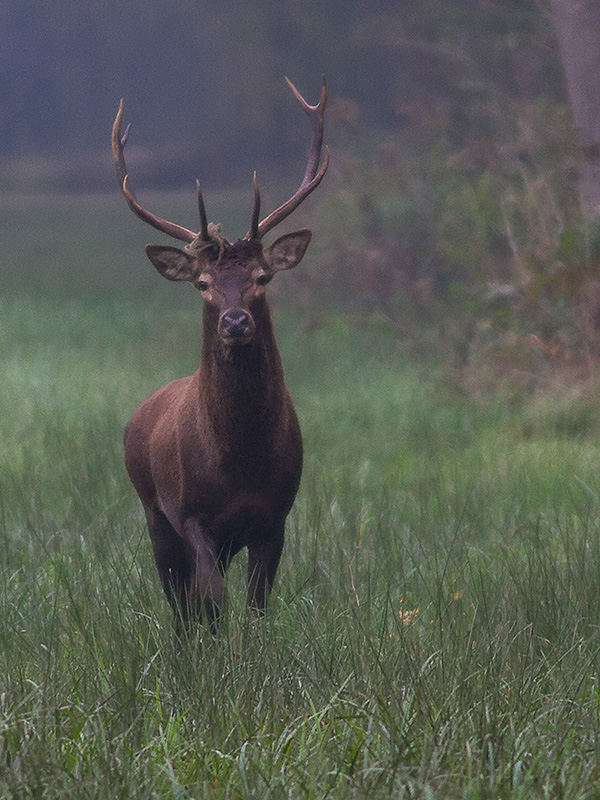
[0,0,559,188]
[3,0,600,391]
[307,91,600,394]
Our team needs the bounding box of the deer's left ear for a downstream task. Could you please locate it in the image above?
[145,245,197,282]
[265,229,312,272]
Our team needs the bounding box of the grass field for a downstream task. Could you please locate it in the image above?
[2,193,600,798]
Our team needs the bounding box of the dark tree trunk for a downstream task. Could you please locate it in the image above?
[550,0,600,216]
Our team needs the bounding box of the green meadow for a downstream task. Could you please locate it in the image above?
[2,192,600,798]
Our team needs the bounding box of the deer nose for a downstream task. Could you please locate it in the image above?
[219,309,255,341]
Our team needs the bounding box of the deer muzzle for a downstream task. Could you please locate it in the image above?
[218,308,255,345]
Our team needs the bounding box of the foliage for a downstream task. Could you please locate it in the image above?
[2,292,600,798]
[306,85,600,390]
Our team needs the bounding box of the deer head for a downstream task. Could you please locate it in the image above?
[112,79,329,346]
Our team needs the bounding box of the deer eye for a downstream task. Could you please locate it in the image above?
[197,278,210,291]
[256,273,272,286]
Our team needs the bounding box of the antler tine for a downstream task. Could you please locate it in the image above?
[247,77,329,240]
[249,171,261,241]
[196,180,209,241]
[112,99,135,195]
[112,99,197,244]
[285,75,326,183]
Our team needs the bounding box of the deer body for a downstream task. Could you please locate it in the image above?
[112,84,328,626]
[124,280,302,621]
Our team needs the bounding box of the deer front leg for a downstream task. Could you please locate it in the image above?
[145,506,191,618]
[182,518,226,631]
[247,525,285,614]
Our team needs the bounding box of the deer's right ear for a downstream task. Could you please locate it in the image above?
[145,245,197,282]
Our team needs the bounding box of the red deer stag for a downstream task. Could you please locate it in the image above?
[112,79,329,629]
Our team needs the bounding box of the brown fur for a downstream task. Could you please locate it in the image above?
[125,237,307,628]
[113,80,328,628]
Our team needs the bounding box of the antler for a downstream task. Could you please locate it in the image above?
[246,77,330,241]
[113,80,328,245]
[112,99,209,243]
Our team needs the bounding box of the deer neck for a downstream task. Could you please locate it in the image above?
[197,302,285,445]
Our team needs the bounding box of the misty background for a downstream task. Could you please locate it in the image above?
[0,1,559,191]
[1,0,598,389]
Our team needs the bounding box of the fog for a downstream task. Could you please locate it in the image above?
[0,1,560,192]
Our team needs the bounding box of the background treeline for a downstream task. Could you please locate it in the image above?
[3,0,597,388]
[0,0,559,189]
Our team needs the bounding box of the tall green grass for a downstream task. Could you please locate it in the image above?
[1,195,600,798]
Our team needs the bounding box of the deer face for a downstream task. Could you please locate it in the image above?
[145,230,311,345]
[113,78,328,341]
